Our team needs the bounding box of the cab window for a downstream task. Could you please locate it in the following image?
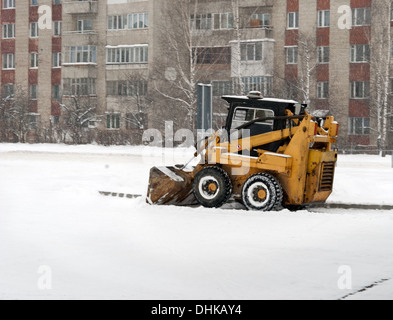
[232,107,274,130]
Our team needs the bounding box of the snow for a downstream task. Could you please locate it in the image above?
[1,143,393,300]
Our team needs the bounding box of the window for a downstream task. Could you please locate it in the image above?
[30,85,38,100]
[2,24,15,38]
[351,44,370,63]
[53,21,62,36]
[27,114,38,130]
[107,113,120,130]
[30,53,38,68]
[128,13,148,29]
[106,45,148,64]
[317,46,330,63]
[31,0,38,6]
[52,85,61,100]
[251,13,271,28]
[287,12,299,29]
[107,15,127,30]
[286,46,298,64]
[53,0,62,5]
[77,19,92,33]
[318,10,330,27]
[53,52,61,68]
[349,117,370,135]
[2,84,14,98]
[64,46,97,64]
[317,82,329,99]
[242,77,273,96]
[107,13,148,30]
[63,78,96,96]
[2,53,15,69]
[106,80,148,97]
[194,47,231,64]
[212,81,232,96]
[232,107,275,130]
[213,13,234,30]
[240,42,263,61]
[3,0,15,9]
[30,22,39,38]
[352,8,371,26]
[191,13,212,30]
[351,81,370,99]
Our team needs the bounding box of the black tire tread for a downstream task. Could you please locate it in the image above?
[242,173,283,211]
[193,166,232,208]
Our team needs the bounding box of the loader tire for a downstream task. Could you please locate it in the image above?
[242,173,283,211]
[193,166,232,208]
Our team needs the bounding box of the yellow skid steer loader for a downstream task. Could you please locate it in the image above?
[147,92,339,211]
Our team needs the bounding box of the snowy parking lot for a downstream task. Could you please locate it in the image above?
[1,143,393,300]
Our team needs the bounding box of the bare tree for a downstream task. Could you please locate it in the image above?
[152,0,233,132]
[279,31,318,108]
[2,87,39,143]
[122,71,151,131]
[60,96,97,144]
[231,0,245,95]
[152,0,199,132]
[370,0,391,155]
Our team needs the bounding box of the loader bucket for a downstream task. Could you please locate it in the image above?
[146,166,197,206]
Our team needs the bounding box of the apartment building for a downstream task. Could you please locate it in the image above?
[0,0,62,139]
[1,0,392,149]
[274,0,392,150]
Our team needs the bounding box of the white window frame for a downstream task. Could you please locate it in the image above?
[317,82,329,99]
[2,53,15,69]
[30,22,39,38]
[52,52,61,68]
[2,23,15,39]
[64,45,97,64]
[106,113,121,130]
[30,53,38,68]
[351,44,370,63]
[318,10,330,27]
[286,46,298,64]
[30,84,38,100]
[2,83,14,98]
[53,21,62,36]
[352,7,371,27]
[77,19,93,34]
[287,12,299,29]
[350,81,370,99]
[63,78,96,96]
[213,12,234,30]
[348,117,370,135]
[106,45,148,64]
[240,42,263,61]
[191,13,212,30]
[251,13,271,28]
[3,0,15,9]
[242,76,273,96]
[317,46,330,64]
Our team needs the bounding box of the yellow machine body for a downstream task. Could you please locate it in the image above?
[147,97,339,211]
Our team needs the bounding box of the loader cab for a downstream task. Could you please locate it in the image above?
[222,92,301,152]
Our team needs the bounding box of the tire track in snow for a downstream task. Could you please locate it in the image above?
[339,278,391,300]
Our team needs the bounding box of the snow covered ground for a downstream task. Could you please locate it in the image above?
[1,143,393,300]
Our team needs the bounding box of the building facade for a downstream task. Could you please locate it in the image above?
[1,0,392,150]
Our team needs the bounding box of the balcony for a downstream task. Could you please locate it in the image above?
[63,0,98,15]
